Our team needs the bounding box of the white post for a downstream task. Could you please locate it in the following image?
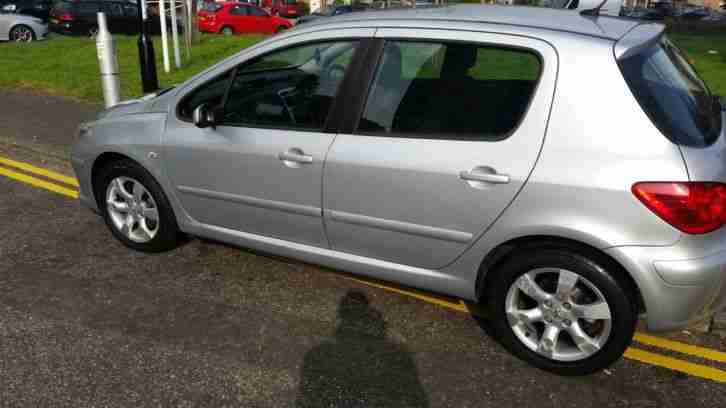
[184,0,193,59]
[96,12,120,108]
[159,0,170,73]
[170,0,181,69]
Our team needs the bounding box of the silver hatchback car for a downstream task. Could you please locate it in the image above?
[71,5,726,375]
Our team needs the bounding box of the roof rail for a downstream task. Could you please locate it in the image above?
[580,0,609,17]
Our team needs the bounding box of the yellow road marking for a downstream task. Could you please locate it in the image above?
[3,154,726,382]
[624,348,726,383]
[634,332,726,364]
[0,156,79,187]
[346,275,726,382]
[0,166,79,199]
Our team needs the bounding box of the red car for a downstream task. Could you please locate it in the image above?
[270,0,301,18]
[197,1,292,35]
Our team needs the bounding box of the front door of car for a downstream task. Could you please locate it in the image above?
[245,5,272,34]
[323,29,557,269]
[164,30,373,248]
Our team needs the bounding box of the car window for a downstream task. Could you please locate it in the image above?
[222,41,359,131]
[229,5,246,15]
[123,3,137,17]
[77,2,99,14]
[178,70,234,120]
[619,37,722,147]
[358,41,541,140]
[102,2,123,17]
[248,6,267,16]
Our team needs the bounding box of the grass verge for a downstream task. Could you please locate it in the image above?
[0,32,725,103]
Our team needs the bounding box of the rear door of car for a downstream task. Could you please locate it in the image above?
[322,29,557,270]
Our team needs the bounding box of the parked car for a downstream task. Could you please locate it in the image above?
[50,0,178,36]
[0,9,47,41]
[198,1,291,35]
[270,0,300,18]
[678,7,710,20]
[296,3,368,25]
[0,0,53,21]
[71,5,726,376]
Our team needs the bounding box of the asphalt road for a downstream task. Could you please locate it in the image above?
[0,90,725,406]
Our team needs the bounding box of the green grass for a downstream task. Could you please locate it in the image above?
[0,34,264,103]
[669,34,726,96]
[0,32,724,104]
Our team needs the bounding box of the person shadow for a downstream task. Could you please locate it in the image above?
[295,290,430,408]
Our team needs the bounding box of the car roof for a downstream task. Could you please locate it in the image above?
[308,5,644,41]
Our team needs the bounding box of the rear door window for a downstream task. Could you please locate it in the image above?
[619,37,722,147]
[357,41,541,140]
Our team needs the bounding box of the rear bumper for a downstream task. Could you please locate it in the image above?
[607,244,726,332]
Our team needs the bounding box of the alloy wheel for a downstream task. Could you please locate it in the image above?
[105,177,160,243]
[11,26,33,42]
[505,267,613,362]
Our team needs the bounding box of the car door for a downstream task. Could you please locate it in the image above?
[246,5,272,34]
[323,29,557,270]
[164,29,374,248]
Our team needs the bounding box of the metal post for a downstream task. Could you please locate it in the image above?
[137,0,159,93]
[96,12,120,108]
[159,0,171,73]
[170,0,181,68]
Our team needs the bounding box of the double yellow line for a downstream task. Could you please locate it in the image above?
[1,154,726,383]
[0,156,79,198]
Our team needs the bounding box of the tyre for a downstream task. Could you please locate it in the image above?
[95,159,183,253]
[220,26,233,36]
[275,25,287,34]
[486,246,637,375]
[88,25,98,38]
[9,25,35,42]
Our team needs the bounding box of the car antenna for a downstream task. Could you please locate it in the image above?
[580,0,609,17]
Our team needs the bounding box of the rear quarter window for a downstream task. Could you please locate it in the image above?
[618,37,722,148]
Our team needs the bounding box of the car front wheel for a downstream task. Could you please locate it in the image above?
[96,159,183,253]
[487,246,637,375]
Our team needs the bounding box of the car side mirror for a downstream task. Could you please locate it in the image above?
[192,104,218,129]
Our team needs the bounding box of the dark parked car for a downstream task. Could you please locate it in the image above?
[49,0,175,36]
[678,8,711,20]
[296,3,368,24]
[0,0,53,21]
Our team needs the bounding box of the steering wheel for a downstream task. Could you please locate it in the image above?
[325,64,347,80]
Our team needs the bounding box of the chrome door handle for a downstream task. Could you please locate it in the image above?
[459,170,510,184]
[278,151,313,164]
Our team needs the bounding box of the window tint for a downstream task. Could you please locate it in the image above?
[248,6,267,16]
[202,2,223,12]
[102,2,123,17]
[77,2,99,14]
[619,37,722,147]
[222,41,358,130]
[358,41,541,140]
[178,70,233,120]
[229,5,246,15]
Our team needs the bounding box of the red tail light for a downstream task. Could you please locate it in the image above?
[632,182,726,234]
[59,13,74,21]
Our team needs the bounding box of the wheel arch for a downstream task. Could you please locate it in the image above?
[9,24,36,40]
[475,235,646,314]
[91,152,142,205]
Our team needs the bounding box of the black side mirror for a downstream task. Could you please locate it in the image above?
[192,104,218,129]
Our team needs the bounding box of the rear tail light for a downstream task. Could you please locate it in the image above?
[632,182,726,234]
[59,12,74,21]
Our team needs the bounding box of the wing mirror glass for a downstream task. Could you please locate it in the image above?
[192,104,218,129]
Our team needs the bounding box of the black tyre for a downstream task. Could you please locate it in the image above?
[95,159,183,253]
[275,25,287,34]
[486,246,637,375]
[220,26,233,36]
[9,25,35,42]
[88,25,98,38]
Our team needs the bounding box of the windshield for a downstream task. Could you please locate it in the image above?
[282,0,296,4]
[619,37,722,147]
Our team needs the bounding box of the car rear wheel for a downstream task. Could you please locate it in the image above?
[96,159,183,253]
[9,25,35,42]
[486,247,637,375]
[220,26,233,36]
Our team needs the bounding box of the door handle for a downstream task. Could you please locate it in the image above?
[278,150,313,164]
[459,170,510,184]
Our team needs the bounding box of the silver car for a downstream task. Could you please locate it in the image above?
[71,5,726,375]
[0,11,48,41]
